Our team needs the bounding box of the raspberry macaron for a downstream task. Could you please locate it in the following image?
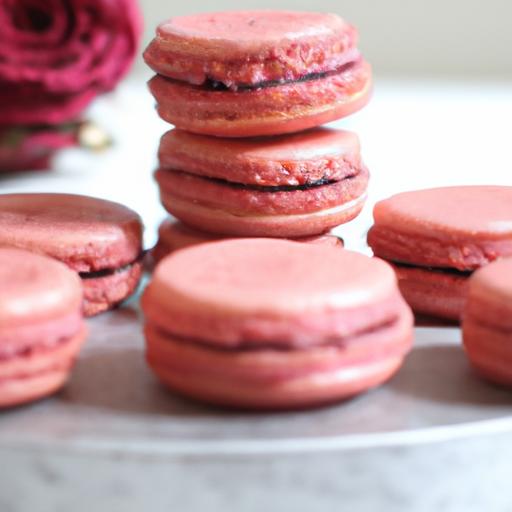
[152,219,343,264]
[0,193,144,317]
[144,10,371,137]
[0,248,86,408]
[463,259,512,387]
[156,127,368,237]
[368,186,512,321]
[142,239,413,409]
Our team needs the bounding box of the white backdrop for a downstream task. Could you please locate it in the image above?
[137,0,512,78]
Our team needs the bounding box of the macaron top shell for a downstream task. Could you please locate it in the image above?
[0,193,143,272]
[152,238,393,311]
[373,186,512,238]
[159,128,361,186]
[0,248,82,327]
[160,11,350,44]
[369,186,512,270]
[143,239,405,347]
[144,11,358,88]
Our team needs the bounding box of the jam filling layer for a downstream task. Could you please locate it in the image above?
[204,60,359,92]
[392,261,473,278]
[79,252,145,280]
[151,315,402,353]
[206,175,337,192]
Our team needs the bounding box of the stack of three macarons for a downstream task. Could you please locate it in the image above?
[143,10,373,257]
[139,11,417,410]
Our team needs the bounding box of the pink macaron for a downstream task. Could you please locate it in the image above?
[0,193,144,316]
[152,219,343,264]
[368,186,512,320]
[142,238,413,409]
[0,248,87,408]
[144,10,371,137]
[463,258,512,386]
[156,127,368,238]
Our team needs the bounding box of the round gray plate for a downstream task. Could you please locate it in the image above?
[2,301,511,457]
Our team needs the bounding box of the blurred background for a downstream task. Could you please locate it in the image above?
[137,0,512,79]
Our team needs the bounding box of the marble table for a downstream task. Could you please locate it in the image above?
[1,79,512,511]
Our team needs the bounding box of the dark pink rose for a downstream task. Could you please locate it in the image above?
[0,0,143,126]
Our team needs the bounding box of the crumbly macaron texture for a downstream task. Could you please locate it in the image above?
[82,261,143,317]
[156,166,369,216]
[158,127,362,186]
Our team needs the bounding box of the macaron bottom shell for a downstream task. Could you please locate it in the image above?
[152,220,343,264]
[145,309,412,409]
[160,193,366,238]
[149,59,372,137]
[0,328,86,408]
[392,264,469,321]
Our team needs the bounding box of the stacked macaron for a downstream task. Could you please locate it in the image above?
[144,11,372,257]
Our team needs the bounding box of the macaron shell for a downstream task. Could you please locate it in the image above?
[146,309,412,381]
[0,248,82,327]
[0,328,86,381]
[82,261,143,317]
[142,239,404,348]
[369,186,512,270]
[152,220,343,263]
[0,311,83,356]
[0,370,70,408]
[392,264,469,321]
[156,166,369,216]
[0,194,143,272]
[147,316,411,409]
[462,259,512,386]
[150,353,404,410]
[0,248,86,408]
[160,190,366,238]
[144,11,357,87]
[148,59,372,137]
[0,328,86,408]
[158,128,362,186]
